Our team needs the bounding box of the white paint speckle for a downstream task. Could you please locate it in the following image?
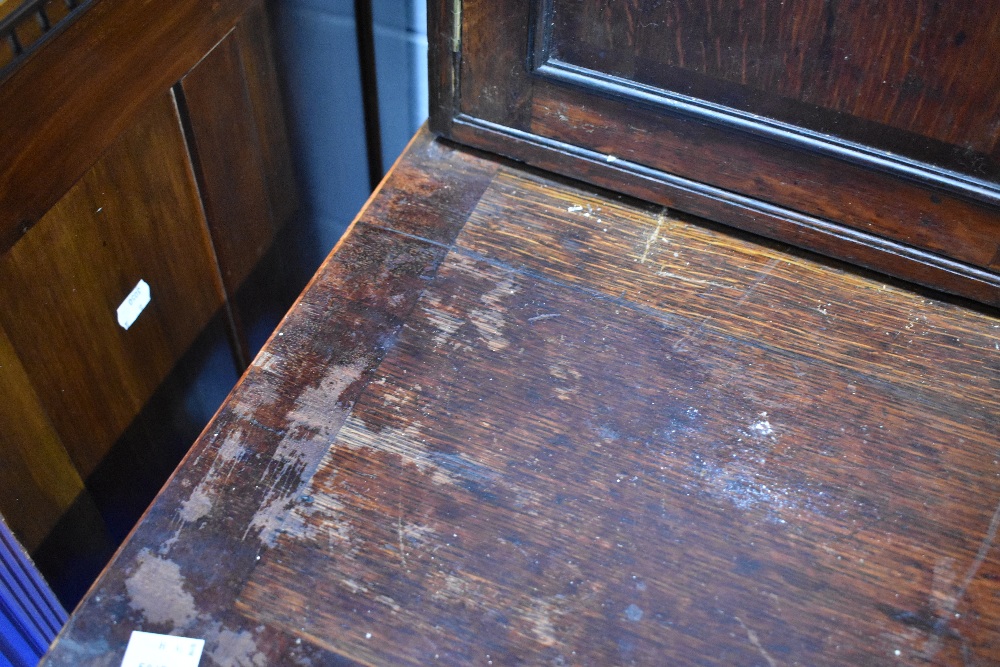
[749,412,774,437]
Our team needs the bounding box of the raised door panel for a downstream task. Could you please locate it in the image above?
[180,5,296,296]
[432,0,1000,306]
[0,91,225,477]
[551,0,1000,173]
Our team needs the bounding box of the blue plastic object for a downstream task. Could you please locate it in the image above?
[0,517,66,667]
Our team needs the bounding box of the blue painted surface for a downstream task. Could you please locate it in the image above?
[0,517,65,667]
[373,0,429,167]
[273,1,371,257]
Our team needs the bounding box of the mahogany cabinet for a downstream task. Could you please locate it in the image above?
[431,0,1000,307]
[0,0,295,586]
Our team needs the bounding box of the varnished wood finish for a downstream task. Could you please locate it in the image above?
[233,1,298,234]
[551,0,1000,170]
[0,0,84,76]
[0,0,257,255]
[179,27,278,296]
[0,327,84,552]
[435,0,1000,307]
[43,131,1000,665]
[0,92,224,478]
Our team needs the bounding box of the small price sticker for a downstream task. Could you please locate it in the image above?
[116,279,151,330]
[120,631,204,667]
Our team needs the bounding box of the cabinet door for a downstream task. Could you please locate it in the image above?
[179,2,297,296]
[0,91,225,479]
[432,0,1000,306]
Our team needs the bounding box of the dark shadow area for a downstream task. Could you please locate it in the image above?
[237,210,335,359]
[31,206,333,611]
[33,314,238,611]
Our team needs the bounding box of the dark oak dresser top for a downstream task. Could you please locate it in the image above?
[41,129,1000,665]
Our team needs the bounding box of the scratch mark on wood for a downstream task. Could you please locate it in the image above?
[735,616,778,667]
[671,316,711,352]
[957,496,1000,602]
[655,269,728,289]
[528,313,560,323]
[672,258,780,352]
[735,258,781,308]
[639,210,666,264]
[924,495,1000,660]
[397,501,408,568]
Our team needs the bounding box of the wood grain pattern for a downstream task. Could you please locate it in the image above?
[0,0,297,600]
[458,0,534,127]
[41,129,499,667]
[465,170,998,409]
[450,114,1000,308]
[427,0,458,136]
[179,26,278,296]
[239,165,1000,665]
[233,0,298,232]
[529,85,1000,273]
[0,0,256,255]
[41,131,1000,665]
[551,0,1000,170]
[0,325,84,552]
[0,92,224,477]
[443,0,1000,308]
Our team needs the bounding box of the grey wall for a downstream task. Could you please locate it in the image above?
[271,0,428,263]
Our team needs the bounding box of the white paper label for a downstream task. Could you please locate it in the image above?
[117,279,151,330]
[120,630,204,667]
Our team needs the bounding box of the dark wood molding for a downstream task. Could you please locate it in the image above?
[0,0,90,78]
[535,60,1000,209]
[431,0,1000,308]
[451,113,1000,307]
[427,0,459,136]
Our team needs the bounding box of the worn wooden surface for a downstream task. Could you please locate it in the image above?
[43,130,1000,665]
[441,0,1000,307]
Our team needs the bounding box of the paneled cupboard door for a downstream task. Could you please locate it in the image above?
[431,0,1000,306]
